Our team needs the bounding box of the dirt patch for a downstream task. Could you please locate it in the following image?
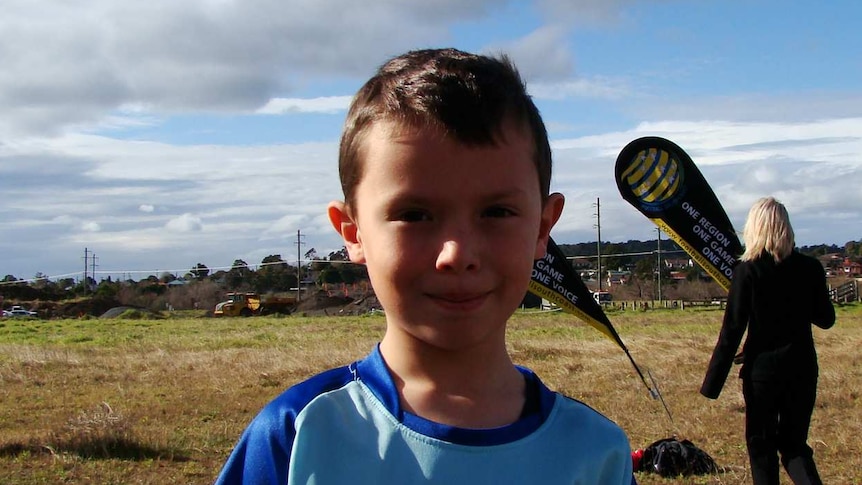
[100,306,163,319]
[294,290,381,316]
[8,290,382,319]
[16,297,122,319]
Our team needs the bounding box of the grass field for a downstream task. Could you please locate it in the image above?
[1,304,860,484]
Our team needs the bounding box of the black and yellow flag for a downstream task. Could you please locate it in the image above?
[530,237,668,416]
[530,237,626,347]
[615,137,742,291]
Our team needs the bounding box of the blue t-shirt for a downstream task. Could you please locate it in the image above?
[216,346,635,484]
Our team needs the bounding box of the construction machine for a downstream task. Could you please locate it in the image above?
[213,292,297,317]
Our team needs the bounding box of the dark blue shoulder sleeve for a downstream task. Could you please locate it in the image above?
[214,365,355,484]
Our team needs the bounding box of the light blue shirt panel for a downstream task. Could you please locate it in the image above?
[288,380,632,485]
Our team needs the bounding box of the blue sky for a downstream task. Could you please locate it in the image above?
[1,0,860,282]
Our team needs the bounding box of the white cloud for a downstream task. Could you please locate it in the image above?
[4,114,861,279]
[256,96,353,115]
[0,0,499,137]
[165,214,204,232]
[263,214,314,237]
[752,167,777,185]
[50,215,72,223]
[489,25,574,82]
[547,117,862,248]
[81,222,102,232]
[626,93,862,125]
[531,77,630,100]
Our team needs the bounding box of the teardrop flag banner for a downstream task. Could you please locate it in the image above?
[614,137,742,291]
[530,237,623,346]
[530,237,672,421]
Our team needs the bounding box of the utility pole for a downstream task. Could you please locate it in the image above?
[296,230,305,302]
[656,227,662,304]
[593,198,602,292]
[91,252,98,289]
[82,248,89,291]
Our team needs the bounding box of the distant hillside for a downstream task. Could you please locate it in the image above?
[558,239,685,259]
[798,243,856,257]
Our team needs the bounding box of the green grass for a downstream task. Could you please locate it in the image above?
[1,305,860,484]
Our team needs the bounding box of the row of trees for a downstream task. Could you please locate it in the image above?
[4,238,860,290]
[2,239,860,314]
[181,249,367,292]
[799,240,862,258]
[0,249,367,304]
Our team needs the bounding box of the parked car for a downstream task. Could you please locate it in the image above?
[2,306,38,317]
[592,291,613,305]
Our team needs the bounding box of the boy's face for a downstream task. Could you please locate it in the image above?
[329,121,563,351]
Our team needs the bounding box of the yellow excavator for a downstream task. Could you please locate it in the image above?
[213,292,297,317]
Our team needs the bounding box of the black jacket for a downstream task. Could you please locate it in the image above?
[700,251,835,399]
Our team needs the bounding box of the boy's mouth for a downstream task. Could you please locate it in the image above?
[426,292,489,311]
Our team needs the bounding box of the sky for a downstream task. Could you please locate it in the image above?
[1,0,861,282]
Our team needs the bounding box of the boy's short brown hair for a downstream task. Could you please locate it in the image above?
[338,48,552,208]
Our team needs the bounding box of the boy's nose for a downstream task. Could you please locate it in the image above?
[435,238,480,273]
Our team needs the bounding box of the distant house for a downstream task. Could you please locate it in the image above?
[568,257,593,269]
[842,258,862,277]
[669,270,688,281]
[821,253,844,271]
[606,270,630,286]
[579,270,597,281]
[664,258,692,269]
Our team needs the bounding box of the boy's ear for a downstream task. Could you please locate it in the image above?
[327,201,366,264]
[535,192,565,260]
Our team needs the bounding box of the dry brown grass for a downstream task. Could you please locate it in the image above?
[0,305,859,484]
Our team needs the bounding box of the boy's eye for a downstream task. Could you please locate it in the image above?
[483,206,516,218]
[395,210,431,222]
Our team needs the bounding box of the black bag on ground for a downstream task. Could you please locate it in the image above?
[636,437,719,477]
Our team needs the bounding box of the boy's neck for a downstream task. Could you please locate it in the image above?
[379,332,525,429]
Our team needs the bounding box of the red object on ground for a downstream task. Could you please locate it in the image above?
[631,448,644,470]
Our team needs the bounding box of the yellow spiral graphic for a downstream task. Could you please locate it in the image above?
[620,148,681,205]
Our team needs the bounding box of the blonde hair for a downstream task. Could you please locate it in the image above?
[740,197,795,263]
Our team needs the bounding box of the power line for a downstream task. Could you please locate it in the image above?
[566,249,688,260]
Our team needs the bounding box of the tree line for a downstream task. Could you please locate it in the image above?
[0,249,368,308]
[1,239,859,315]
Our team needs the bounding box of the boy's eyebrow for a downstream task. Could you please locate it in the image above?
[478,187,533,201]
[384,187,533,207]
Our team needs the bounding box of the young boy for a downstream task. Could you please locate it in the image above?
[216,48,635,484]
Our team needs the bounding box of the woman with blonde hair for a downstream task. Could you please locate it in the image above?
[701,197,835,485]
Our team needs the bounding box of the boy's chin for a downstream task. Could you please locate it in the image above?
[384,320,507,354]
